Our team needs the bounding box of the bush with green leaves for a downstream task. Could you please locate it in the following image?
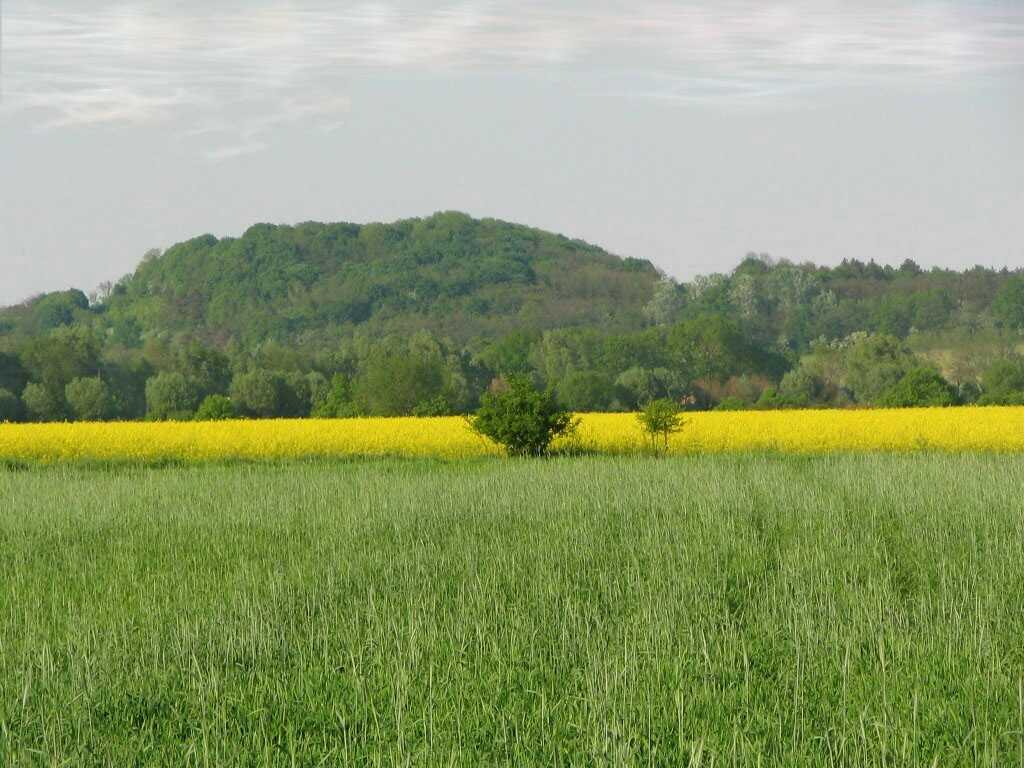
[470,376,575,457]
[880,367,958,408]
[412,395,453,417]
[992,276,1024,330]
[556,370,622,412]
[195,395,237,421]
[230,370,283,418]
[145,372,199,421]
[65,377,114,421]
[978,358,1024,406]
[230,369,312,419]
[21,383,65,422]
[636,398,684,453]
[0,388,22,423]
[311,374,358,418]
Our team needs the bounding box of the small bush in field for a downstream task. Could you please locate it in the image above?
[195,395,237,421]
[637,398,684,453]
[470,375,575,457]
[881,367,958,408]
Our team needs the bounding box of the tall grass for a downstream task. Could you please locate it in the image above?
[2,454,1023,766]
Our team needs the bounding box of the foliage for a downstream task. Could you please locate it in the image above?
[774,369,824,407]
[32,289,89,331]
[176,343,232,400]
[102,212,659,346]
[636,398,684,452]
[642,276,686,325]
[0,351,29,395]
[979,358,1024,405]
[411,395,454,417]
[231,369,294,419]
[471,376,576,457]
[992,276,1024,330]
[842,334,915,405]
[352,352,448,417]
[145,372,199,421]
[3,214,1024,423]
[311,374,358,418]
[0,388,21,423]
[556,370,622,412]
[65,377,115,421]
[615,367,687,410]
[19,326,101,405]
[21,382,65,422]
[195,394,237,421]
[880,367,958,408]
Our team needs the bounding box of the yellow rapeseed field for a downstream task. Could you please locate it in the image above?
[2,407,1024,463]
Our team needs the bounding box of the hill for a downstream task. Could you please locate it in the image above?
[98,211,658,347]
[2,212,1024,422]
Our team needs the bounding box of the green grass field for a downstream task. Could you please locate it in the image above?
[3,454,1024,766]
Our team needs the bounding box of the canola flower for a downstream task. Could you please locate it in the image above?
[2,407,1024,464]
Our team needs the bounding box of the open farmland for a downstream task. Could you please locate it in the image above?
[3,406,1024,464]
[3,453,1024,766]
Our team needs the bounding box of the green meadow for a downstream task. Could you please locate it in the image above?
[2,454,1023,766]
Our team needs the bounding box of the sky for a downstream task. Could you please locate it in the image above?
[1,1,1022,306]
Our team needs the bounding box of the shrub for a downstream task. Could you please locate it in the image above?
[636,398,684,453]
[195,395,236,421]
[22,383,65,422]
[880,367,958,408]
[0,388,22,423]
[352,354,448,416]
[978,358,1024,405]
[615,367,687,410]
[231,369,313,418]
[145,372,199,421]
[311,374,358,418]
[65,377,114,421]
[777,369,824,406]
[556,370,621,412]
[230,369,283,418]
[412,395,453,417]
[992,276,1024,330]
[470,375,575,457]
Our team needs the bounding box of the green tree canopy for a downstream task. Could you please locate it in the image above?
[979,357,1024,405]
[65,377,115,421]
[471,376,575,457]
[195,394,237,421]
[880,367,958,408]
[146,372,199,420]
[992,277,1024,330]
[22,382,65,422]
[0,388,22,423]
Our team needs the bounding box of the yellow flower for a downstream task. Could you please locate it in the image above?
[2,407,1022,464]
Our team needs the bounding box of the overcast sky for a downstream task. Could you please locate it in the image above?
[1,0,1022,306]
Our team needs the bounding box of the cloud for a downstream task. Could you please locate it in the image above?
[3,0,1022,155]
[203,139,269,163]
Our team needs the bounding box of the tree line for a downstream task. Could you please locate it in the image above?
[2,213,1024,423]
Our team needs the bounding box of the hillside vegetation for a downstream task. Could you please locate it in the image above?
[2,211,1024,421]
[99,211,657,345]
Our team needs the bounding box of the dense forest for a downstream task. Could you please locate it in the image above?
[2,211,1024,422]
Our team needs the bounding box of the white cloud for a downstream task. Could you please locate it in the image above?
[3,0,1022,154]
[203,139,270,163]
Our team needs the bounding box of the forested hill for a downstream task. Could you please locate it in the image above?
[3,211,1024,423]
[97,211,659,346]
